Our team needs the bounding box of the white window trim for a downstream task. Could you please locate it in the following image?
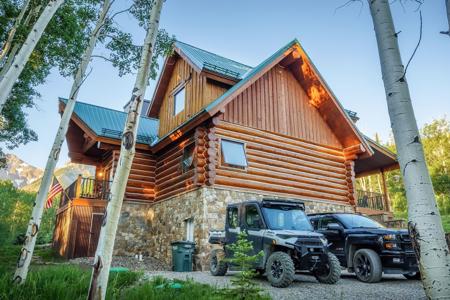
[185,218,194,242]
[219,138,248,170]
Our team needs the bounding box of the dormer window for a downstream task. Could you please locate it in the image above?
[174,87,185,115]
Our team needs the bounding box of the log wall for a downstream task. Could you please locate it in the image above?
[223,65,342,148]
[157,58,227,137]
[154,132,196,200]
[104,149,156,203]
[214,121,353,203]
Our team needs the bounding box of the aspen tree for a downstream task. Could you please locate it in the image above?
[0,0,65,112]
[12,0,112,284]
[368,0,450,298]
[87,1,164,299]
[441,0,450,36]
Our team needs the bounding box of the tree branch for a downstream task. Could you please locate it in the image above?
[398,10,422,82]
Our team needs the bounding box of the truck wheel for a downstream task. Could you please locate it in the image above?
[403,272,421,280]
[210,249,227,276]
[265,251,295,288]
[313,252,341,284]
[353,249,382,283]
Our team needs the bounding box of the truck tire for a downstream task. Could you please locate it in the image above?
[313,252,341,284]
[210,249,227,276]
[403,272,421,280]
[353,249,382,283]
[265,251,295,288]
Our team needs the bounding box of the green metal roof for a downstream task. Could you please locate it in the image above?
[175,41,253,80]
[59,98,159,145]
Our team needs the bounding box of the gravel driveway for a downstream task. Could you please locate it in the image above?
[145,271,426,300]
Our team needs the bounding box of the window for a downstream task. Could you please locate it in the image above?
[245,205,262,229]
[221,139,247,168]
[185,218,194,242]
[318,216,340,230]
[227,207,239,229]
[173,87,185,115]
[262,206,313,231]
[181,143,195,173]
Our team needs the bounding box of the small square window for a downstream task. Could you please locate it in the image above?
[227,207,239,229]
[181,143,195,173]
[174,87,185,115]
[221,139,247,168]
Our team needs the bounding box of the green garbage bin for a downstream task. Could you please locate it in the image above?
[171,241,195,272]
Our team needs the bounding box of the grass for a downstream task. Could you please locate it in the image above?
[0,244,269,300]
[394,212,450,233]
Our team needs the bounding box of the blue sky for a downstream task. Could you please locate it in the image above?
[6,0,450,168]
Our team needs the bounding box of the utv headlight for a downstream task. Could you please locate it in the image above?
[320,237,328,246]
[383,234,397,241]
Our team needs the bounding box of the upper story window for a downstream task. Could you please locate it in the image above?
[173,87,185,115]
[221,139,248,168]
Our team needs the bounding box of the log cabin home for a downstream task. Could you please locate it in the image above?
[53,39,399,269]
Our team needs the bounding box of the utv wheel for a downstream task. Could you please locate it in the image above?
[403,272,421,280]
[353,249,382,283]
[210,249,227,276]
[313,252,341,284]
[265,251,295,288]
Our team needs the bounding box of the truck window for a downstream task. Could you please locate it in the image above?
[318,216,339,230]
[245,205,262,229]
[227,207,239,228]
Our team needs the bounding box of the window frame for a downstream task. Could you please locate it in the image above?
[219,138,248,170]
[184,218,194,242]
[172,85,186,116]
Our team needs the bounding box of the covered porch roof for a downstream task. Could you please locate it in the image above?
[354,137,399,177]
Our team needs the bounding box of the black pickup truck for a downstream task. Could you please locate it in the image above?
[308,213,419,283]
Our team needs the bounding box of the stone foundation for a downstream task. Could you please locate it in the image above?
[113,187,355,271]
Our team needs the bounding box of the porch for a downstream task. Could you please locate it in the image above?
[53,176,110,258]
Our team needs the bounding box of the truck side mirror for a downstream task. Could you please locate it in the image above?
[327,223,343,232]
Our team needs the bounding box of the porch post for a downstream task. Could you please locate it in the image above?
[75,174,82,199]
[380,169,391,212]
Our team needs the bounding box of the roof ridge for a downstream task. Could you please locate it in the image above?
[175,40,253,69]
[58,97,159,122]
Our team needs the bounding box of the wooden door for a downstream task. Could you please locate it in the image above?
[88,213,103,256]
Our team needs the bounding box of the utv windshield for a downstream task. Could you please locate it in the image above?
[338,214,384,229]
[262,205,313,231]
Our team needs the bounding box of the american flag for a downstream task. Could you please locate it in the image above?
[45,179,63,209]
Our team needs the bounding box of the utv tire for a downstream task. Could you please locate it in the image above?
[265,251,295,288]
[210,249,227,276]
[403,272,421,280]
[353,249,382,283]
[313,252,341,284]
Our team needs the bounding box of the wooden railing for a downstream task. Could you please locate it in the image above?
[357,190,385,211]
[60,176,111,207]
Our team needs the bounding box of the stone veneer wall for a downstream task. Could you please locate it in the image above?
[113,187,355,271]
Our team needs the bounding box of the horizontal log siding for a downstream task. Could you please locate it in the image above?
[215,122,350,203]
[158,58,227,137]
[154,133,196,201]
[223,65,342,148]
[107,150,156,203]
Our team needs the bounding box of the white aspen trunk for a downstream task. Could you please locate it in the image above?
[0,0,64,112]
[368,1,450,298]
[0,0,32,65]
[87,1,164,299]
[441,0,450,36]
[12,0,112,284]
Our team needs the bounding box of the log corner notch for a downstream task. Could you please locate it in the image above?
[343,144,366,207]
[194,118,218,187]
